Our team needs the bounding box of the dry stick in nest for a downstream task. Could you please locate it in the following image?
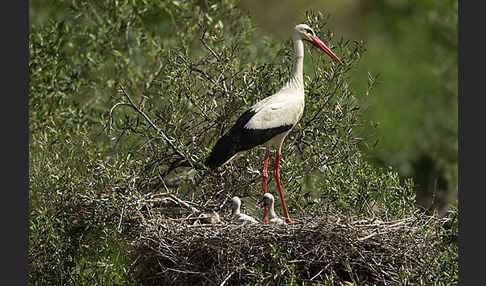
[134,214,443,285]
[158,174,200,214]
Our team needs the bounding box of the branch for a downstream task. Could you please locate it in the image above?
[199,24,220,60]
[108,102,132,137]
[219,271,235,286]
[117,84,187,161]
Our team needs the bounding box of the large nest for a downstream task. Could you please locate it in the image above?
[130,196,448,286]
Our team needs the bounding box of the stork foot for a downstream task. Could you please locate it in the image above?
[285,218,297,224]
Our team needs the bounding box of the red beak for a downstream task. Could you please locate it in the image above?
[310,36,343,65]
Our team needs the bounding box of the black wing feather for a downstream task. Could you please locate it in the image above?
[205,109,293,169]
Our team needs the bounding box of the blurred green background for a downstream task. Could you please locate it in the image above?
[30,0,457,214]
[341,0,457,215]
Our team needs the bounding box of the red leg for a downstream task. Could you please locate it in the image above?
[262,147,270,224]
[273,151,296,223]
[262,147,270,194]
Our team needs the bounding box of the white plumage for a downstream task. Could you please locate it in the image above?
[261,193,285,225]
[244,90,305,131]
[205,24,342,224]
[231,196,258,224]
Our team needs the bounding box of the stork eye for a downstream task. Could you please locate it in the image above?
[305,28,314,36]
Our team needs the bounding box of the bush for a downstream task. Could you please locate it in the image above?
[29,0,457,284]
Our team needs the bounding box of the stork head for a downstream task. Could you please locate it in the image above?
[293,24,343,65]
[260,193,275,208]
[231,196,241,213]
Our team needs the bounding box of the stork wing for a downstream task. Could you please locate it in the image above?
[244,99,303,130]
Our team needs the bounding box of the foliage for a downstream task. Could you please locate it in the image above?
[29,0,457,284]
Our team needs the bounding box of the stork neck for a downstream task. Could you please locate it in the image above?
[285,39,304,90]
[268,202,278,219]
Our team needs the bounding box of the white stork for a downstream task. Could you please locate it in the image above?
[205,24,342,224]
[231,196,259,224]
[260,193,285,225]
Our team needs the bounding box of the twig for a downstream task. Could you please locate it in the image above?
[165,267,203,275]
[165,193,199,214]
[108,102,132,136]
[117,204,125,233]
[219,271,235,286]
[200,25,220,60]
[147,188,200,214]
[116,84,187,161]
[357,232,378,241]
[310,268,325,281]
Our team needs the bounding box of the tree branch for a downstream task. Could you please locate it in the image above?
[108,84,188,163]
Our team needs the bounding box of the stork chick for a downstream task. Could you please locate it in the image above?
[197,211,221,225]
[261,193,286,225]
[231,196,258,224]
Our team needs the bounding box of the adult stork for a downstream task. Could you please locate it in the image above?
[204,24,342,224]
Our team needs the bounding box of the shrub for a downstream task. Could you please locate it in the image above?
[29,1,457,284]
